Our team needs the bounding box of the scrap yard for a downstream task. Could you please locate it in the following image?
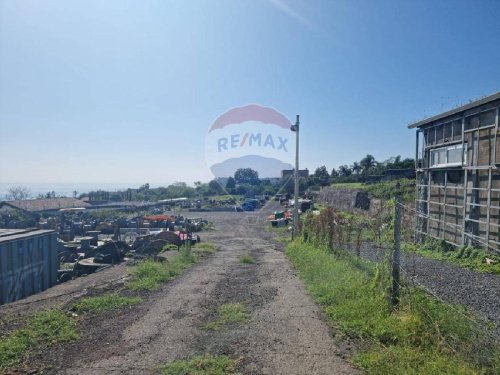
[1,2,500,373]
[0,203,361,375]
[0,196,499,374]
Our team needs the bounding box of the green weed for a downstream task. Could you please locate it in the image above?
[238,254,255,264]
[71,294,142,313]
[286,240,499,374]
[403,241,500,274]
[127,249,197,291]
[160,354,239,375]
[195,242,217,254]
[203,303,248,330]
[0,309,78,370]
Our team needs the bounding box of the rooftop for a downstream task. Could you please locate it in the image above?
[408,92,500,129]
[0,228,55,243]
[1,198,90,212]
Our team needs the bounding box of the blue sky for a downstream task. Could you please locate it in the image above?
[1,0,499,186]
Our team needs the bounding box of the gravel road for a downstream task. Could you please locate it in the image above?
[2,205,358,374]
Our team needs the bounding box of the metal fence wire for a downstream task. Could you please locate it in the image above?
[300,204,499,368]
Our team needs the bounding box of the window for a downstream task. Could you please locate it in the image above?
[426,128,435,145]
[429,144,466,168]
[465,109,496,130]
[447,170,464,184]
[435,125,443,144]
[431,170,445,185]
[443,122,452,141]
[452,120,462,141]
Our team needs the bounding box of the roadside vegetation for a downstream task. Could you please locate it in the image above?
[160,354,239,375]
[195,242,217,254]
[330,179,416,203]
[286,238,500,374]
[71,294,142,313]
[0,309,79,370]
[313,199,500,274]
[127,247,197,291]
[403,240,500,274]
[203,303,248,331]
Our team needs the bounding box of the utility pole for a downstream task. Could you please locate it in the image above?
[391,182,402,310]
[291,115,300,238]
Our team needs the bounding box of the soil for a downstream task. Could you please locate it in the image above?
[0,203,359,375]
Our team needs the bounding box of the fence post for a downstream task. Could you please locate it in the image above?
[391,183,402,310]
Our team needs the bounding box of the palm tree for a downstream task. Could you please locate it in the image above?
[351,162,362,175]
[360,154,376,175]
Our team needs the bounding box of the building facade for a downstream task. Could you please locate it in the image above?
[409,92,500,250]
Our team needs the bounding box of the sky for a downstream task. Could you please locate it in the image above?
[1,0,499,188]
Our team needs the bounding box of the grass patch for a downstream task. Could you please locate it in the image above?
[162,244,180,252]
[330,179,415,203]
[195,242,217,254]
[403,240,500,274]
[330,182,364,189]
[71,293,142,313]
[127,248,197,291]
[238,254,255,264]
[286,240,500,374]
[0,309,78,370]
[160,354,239,375]
[362,179,415,203]
[204,303,248,330]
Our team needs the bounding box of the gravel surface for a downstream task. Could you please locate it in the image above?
[350,243,500,336]
[1,204,359,374]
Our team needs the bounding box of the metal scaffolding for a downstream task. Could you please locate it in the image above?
[413,99,500,252]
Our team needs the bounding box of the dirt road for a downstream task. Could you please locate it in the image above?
[3,206,359,374]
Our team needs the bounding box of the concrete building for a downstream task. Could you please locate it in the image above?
[281,168,309,179]
[409,92,500,249]
[0,229,58,304]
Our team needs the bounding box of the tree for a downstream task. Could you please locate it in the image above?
[360,154,376,175]
[338,165,352,177]
[234,168,259,185]
[351,162,362,175]
[6,186,31,200]
[72,190,78,198]
[226,177,236,189]
[208,180,224,195]
[331,168,339,177]
[314,166,330,180]
[312,165,330,186]
[45,191,56,199]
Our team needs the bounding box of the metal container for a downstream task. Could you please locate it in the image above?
[0,229,58,305]
[85,231,100,246]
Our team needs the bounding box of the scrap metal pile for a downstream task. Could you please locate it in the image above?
[56,214,209,283]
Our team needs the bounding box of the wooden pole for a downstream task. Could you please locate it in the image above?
[391,183,402,310]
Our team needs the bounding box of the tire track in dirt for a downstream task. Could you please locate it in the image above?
[62,210,359,374]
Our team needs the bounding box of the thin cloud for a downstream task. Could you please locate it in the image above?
[269,0,313,28]
[268,0,323,34]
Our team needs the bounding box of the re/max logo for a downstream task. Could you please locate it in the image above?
[217,133,288,152]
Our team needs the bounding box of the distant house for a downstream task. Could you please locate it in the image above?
[0,198,90,214]
[409,92,500,249]
[281,169,309,179]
